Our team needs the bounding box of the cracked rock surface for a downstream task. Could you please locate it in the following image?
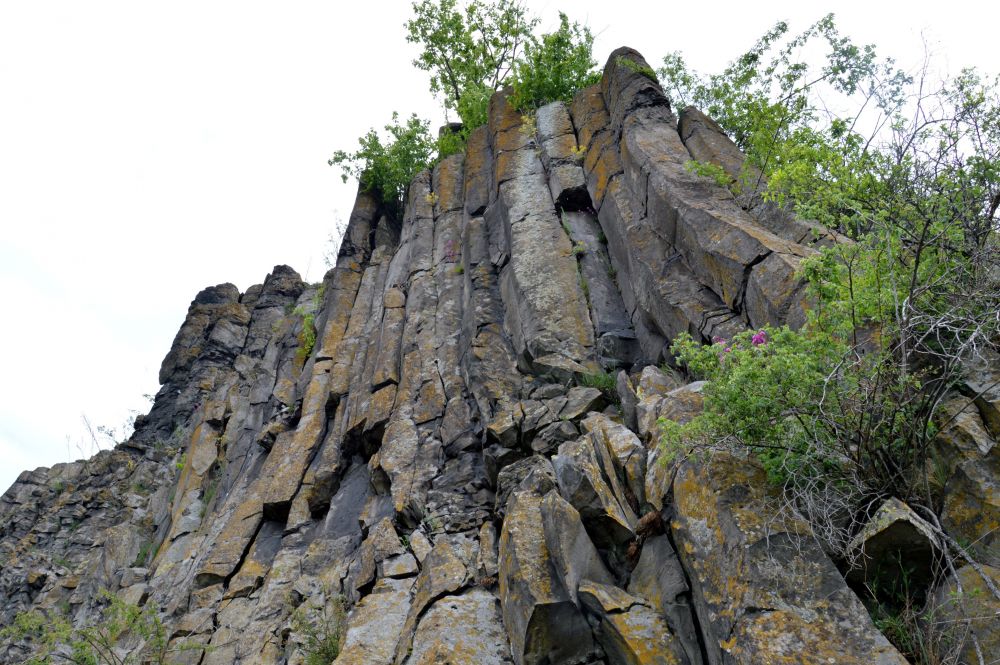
[6,47,987,665]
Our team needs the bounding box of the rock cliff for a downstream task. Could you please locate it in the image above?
[2,48,996,665]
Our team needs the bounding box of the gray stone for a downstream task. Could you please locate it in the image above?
[498,491,599,665]
[553,436,637,547]
[578,580,691,665]
[628,536,702,665]
[495,455,557,519]
[672,454,908,665]
[336,577,415,665]
[845,498,940,589]
[540,490,614,601]
[406,589,514,664]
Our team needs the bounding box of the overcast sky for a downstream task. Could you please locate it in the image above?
[1,0,996,493]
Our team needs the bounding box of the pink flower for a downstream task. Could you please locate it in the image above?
[751,330,768,346]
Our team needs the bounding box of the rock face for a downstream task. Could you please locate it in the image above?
[2,47,957,664]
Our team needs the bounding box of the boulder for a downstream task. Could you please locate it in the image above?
[672,453,908,664]
[335,577,414,665]
[628,535,702,665]
[540,490,614,600]
[924,564,1000,665]
[845,498,940,589]
[553,435,638,547]
[494,455,557,519]
[582,412,646,509]
[578,580,690,665]
[406,589,514,664]
[934,396,1000,561]
[498,490,598,665]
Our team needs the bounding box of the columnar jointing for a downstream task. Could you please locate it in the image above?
[4,46,951,665]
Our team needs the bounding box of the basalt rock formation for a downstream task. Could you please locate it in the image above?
[2,48,997,665]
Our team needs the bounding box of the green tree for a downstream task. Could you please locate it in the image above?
[405,0,537,127]
[328,112,436,218]
[509,12,600,111]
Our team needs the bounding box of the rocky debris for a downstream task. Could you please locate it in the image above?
[672,453,909,664]
[635,367,691,442]
[553,431,638,548]
[642,378,707,512]
[540,490,614,599]
[495,455,557,518]
[583,413,646,510]
[4,45,995,665]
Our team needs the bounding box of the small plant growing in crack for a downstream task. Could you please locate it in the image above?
[292,593,346,665]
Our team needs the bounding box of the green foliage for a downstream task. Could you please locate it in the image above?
[436,126,468,159]
[683,159,731,188]
[452,263,465,275]
[406,0,536,127]
[291,595,345,665]
[663,326,854,484]
[328,112,436,218]
[615,55,657,81]
[578,273,589,300]
[295,311,317,366]
[658,15,905,176]
[659,14,999,481]
[173,453,186,474]
[200,466,221,519]
[0,591,171,665]
[579,371,618,403]
[508,13,600,111]
[334,2,599,211]
[133,540,154,568]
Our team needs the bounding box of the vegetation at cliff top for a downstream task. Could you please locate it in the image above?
[659,15,999,663]
[330,0,599,217]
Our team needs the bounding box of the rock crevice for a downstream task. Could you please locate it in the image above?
[0,47,946,665]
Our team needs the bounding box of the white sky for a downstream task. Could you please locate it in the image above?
[1,0,996,493]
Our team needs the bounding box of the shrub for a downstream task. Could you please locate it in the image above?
[295,311,317,367]
[292,595,346,665]
[658,16,1000,571]
[508,13,600,111]
[579,371,617,403]
[0,591,172,665]
[328,112,436,219]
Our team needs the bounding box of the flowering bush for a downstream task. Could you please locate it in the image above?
[662,325,851,485]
